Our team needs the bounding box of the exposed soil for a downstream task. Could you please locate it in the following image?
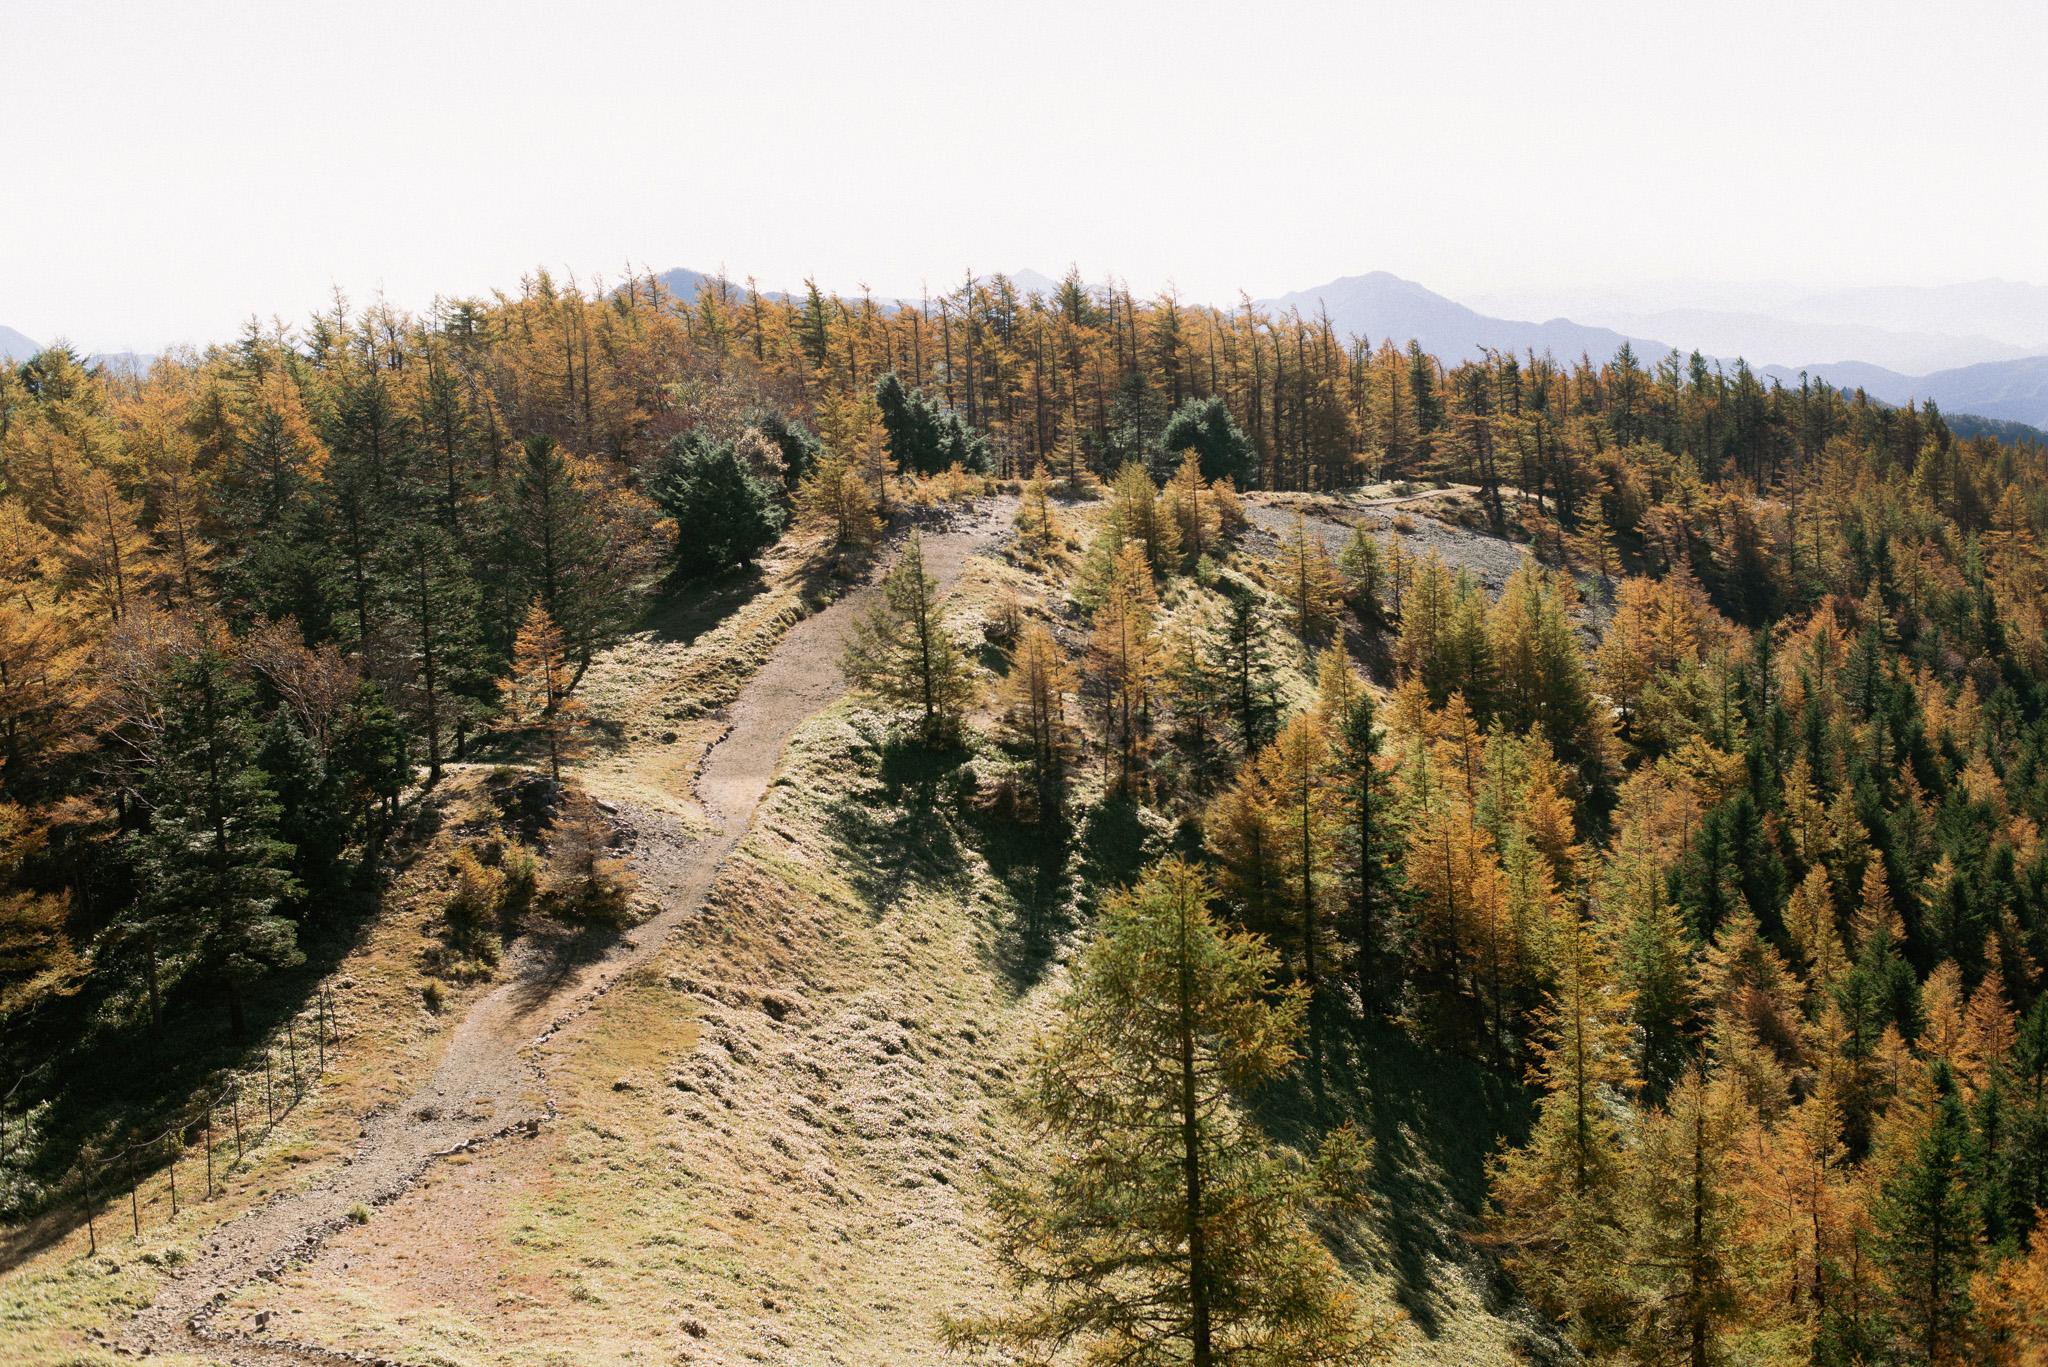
[116,497,1016,1366]
[1241,485,1533,596]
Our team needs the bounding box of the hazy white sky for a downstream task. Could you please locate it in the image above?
[5,0,2045,353]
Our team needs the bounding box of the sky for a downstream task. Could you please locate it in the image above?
[5,0,2047,354]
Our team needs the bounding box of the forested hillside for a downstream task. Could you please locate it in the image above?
[3,265,2047,1364]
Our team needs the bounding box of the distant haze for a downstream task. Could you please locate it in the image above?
[5,1,2048,354]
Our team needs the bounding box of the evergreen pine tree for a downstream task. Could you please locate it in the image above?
[123,649,302,1036]
[257,709,349,901]
[501,435,664,669]
[947,858,1383,1366]
[873,370,991,475]
[332,680,410,863]
[1605,824,1699,1097]
[381,521,489,782]
[1158,394,1256,485]
[1199,585,1283,760]
[842,532,976,745]
[650,433,786,578]
[1490,896,1637,1353]
[1333,692,1401,1013]
[1871,1064,1979,1363]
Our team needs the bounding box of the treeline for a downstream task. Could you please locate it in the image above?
[683,268,2027,517]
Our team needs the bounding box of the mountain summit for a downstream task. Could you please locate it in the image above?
[0,325,41,363]
[1259,271,1675,365]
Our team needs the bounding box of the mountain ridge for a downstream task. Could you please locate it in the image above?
[649,262,2048,427]
[1256,270,1682,365]
[1761,353,2048,428]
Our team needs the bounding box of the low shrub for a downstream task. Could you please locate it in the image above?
[545,807,638,928]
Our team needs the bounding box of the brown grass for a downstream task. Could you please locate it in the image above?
[224,708,1062,1365]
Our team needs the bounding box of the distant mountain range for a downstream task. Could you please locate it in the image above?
[1476,278,2048,372]
[1195,272,2048,433]
[1761,355,2048,429]
[1259,271,1673,366]
[13,270,2048,432]
[1568,306,2027,377]
[644,266,2048,432]
[0,326,156,376]
[651,267,734,304]
[1777,280,2048,351]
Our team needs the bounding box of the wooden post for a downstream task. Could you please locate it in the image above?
[318,992,328,1072]
[205,1108,214,1198]
[130,1176,139,1238]
[265,1049,274,1128]
[168,1149,177,1217]
[231,1082,243,1161]
[288,1018,301,1098]
[84,1168,97,1256]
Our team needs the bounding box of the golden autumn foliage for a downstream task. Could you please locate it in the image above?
[499,599,586,782]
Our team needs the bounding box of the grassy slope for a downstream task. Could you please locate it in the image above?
[5,491,1568,1364]
[0,531,856,1363]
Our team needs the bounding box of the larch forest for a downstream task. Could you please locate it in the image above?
[3,264,2047,1366]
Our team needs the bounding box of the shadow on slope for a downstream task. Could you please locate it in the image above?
[1255,1011,1567,1362]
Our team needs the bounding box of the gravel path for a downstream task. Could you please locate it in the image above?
[117,498,1016,1366]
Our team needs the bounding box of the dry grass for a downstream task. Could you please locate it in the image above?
[0,1252,215,1367]
[573,529,857,822]
[218,697,1553,1365]
[894,466,995,507]
[225,707,1067,1365]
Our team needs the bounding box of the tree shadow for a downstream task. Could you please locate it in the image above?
[0,870,392,1265]
[0,775,536,1261]
[1253,1013,1542,1350]
[1073,794,1160,902]
[495,916,626,1020]
[640,563,772,646]
[1343,613,1396,688]
[821,725,970,915]
[967,802,1075,990]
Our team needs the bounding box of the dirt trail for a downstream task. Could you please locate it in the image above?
[118,498,1014,1366]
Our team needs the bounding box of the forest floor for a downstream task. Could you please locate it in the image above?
[2,483,1564,1366]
